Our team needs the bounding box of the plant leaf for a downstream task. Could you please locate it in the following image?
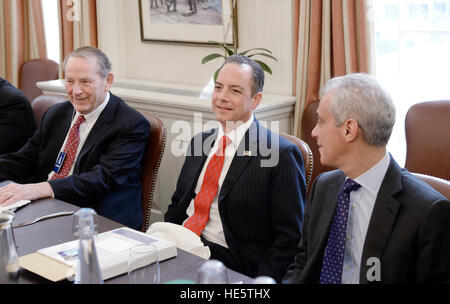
[214,69,220,82]
[239,48,273,55]
[247,53,278,61]
[254,60,273,75]
[202,53,225,64]
[221,44,235,56]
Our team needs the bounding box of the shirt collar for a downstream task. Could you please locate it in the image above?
[217,115,254,148]
[74,91,110,128]
[354,152,391,194]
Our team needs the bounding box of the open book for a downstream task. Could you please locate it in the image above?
[19,227,177,282]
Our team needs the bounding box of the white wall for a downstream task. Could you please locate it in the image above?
[96,0,294,96]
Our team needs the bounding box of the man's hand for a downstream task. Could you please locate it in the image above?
[0,182,53,207]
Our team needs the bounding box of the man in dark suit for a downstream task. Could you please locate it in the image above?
[165,55,306,282]
[0,46,149,230]
[0,78,36,154]
[283,73,450,284]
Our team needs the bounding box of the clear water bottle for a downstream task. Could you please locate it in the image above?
[197,260,229,284]
[252,276,276,284]
[0,210,19,284]
[73,208,103,284]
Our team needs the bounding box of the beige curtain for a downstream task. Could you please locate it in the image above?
[293,0,375,137]
[0,0,47,86]
[58,0,97,69]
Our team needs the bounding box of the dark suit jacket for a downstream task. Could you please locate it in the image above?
[0,93,149,230]
[165,119,306,282]
[0,78,36,154]
[283,155,450,284]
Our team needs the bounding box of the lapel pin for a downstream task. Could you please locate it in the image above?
[244,150,252,156]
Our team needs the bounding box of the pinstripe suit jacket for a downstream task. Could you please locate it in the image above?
[165,119,306,282]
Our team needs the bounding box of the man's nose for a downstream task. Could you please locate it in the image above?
[217,88,230,101]
[72,82,83,95]
[311,124,318,139]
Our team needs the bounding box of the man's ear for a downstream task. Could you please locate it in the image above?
[105,72,114,91]
[344,118,359,142]
[252,92,262,110]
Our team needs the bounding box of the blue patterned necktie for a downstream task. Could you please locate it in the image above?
[319,179,361,284]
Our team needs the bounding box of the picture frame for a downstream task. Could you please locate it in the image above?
[139,0,237,47]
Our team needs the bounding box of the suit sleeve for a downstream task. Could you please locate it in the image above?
[257,142,307,282]
[416,198,450,283]
[0,93,36,155]
[48,116,149,204]
[282,176,319,283]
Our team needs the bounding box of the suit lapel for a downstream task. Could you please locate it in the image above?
[314,174,346,255]
[180,129,217,206]
[48,104,73,164]
[359,156,402,283]
[55,105,74,148]
[218,120,259,202]
[73,93,117,173]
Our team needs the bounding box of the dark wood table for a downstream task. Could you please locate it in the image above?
[1,183,251,284]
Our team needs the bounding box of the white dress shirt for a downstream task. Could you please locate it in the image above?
[183,115,255,248]
[48,92,110,180]
[341,152,391,284]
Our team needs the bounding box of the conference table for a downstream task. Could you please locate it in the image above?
[1,183,252,284]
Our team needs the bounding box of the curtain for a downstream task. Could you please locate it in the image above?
[0,0,47,86]
[293,0,375,137]
[58,0,97,68]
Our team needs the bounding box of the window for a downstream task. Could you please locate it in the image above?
[374,0,450,166]
[41,0,60,64]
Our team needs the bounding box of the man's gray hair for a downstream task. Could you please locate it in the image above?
[321,73,396,147]
[219,54,264,97]
[63,46,112,79]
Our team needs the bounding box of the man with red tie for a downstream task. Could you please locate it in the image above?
[0,46,149,230]
[165,55,306,282]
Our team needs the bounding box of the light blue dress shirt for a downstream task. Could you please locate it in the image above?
[341,152,390,284]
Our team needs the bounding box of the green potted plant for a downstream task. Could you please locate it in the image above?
[201,42,278,82]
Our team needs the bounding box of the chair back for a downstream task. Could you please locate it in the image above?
[300,101,335,183]
[280,133,314,193]
[140,111,167,232]
[19,59,59,103]
[412,172,450,200]
[405,100,450,181]
[31,94,68,128]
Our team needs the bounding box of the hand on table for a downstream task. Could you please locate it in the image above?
[0,182,53,207]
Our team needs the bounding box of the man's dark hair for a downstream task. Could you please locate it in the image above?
[219,54,265,96]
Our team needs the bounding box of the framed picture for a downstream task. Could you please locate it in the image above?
[139,0,237,47]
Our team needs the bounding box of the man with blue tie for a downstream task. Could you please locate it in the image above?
[283,73,450,284]
[165,55,306,282]
[0,46,149,230]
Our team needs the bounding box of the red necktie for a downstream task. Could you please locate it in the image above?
[51,115,86,180]
[184,135,230,235]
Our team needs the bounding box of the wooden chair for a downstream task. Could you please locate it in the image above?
[412,172,450,200]
[280,133,314,194]
[19,59,59,103]
[31,94,68,128]
[140,111,167,232]
[405,100,450,181]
